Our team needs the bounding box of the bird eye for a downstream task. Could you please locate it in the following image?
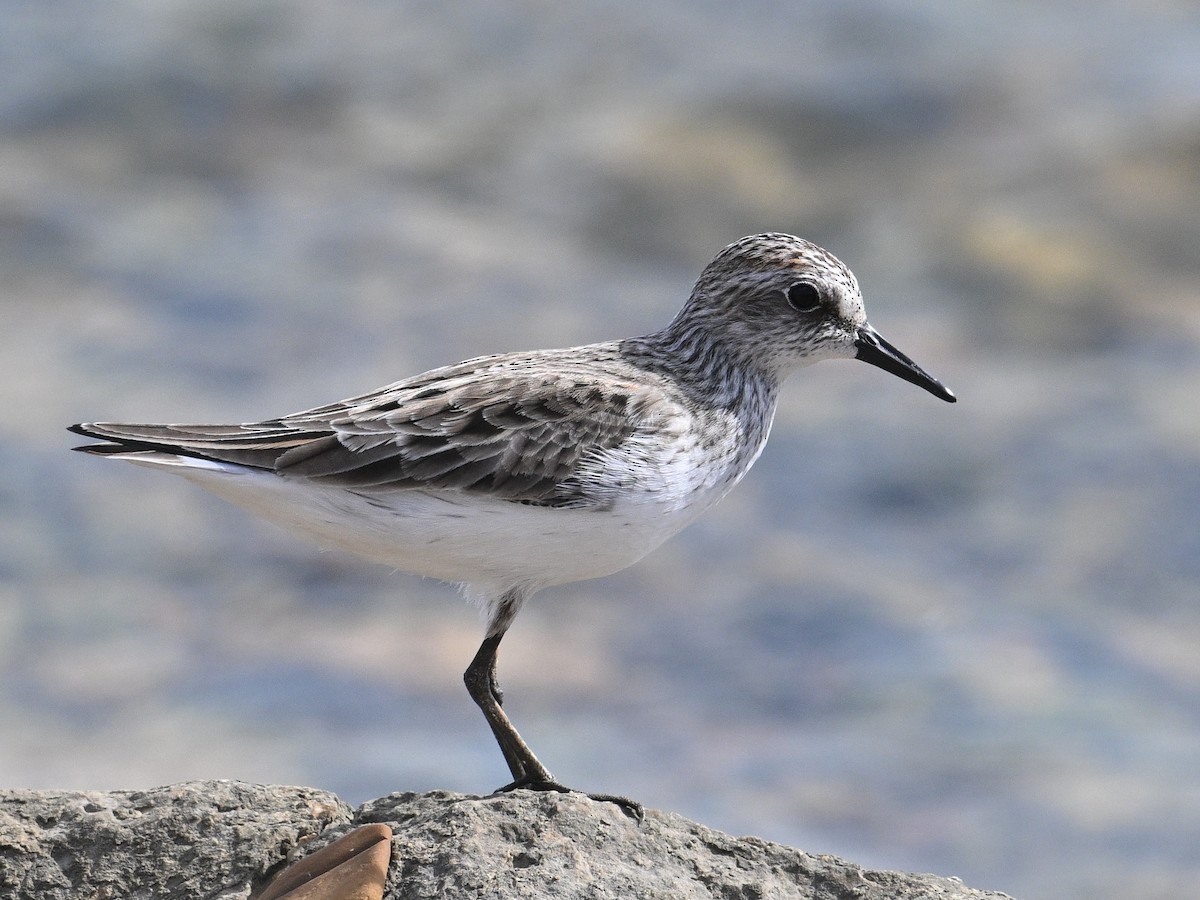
[785,282,822,313]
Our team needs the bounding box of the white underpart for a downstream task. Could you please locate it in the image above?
[104,403,770,605]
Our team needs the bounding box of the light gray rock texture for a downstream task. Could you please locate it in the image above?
[0,781,1016,900]
[0,781,351,899]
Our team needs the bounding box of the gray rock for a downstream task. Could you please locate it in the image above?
[0,781,1015,900]
[0,781,351,899]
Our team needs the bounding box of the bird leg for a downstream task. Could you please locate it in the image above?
[463,632,553,785]
[462,630,644,823]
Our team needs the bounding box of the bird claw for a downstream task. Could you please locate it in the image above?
[492,778,644,824]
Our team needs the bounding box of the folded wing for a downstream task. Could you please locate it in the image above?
[70,352,659,507]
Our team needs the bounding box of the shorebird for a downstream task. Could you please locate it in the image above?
[70,233,955,814]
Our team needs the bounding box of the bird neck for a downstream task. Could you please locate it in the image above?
[620,324,781,417]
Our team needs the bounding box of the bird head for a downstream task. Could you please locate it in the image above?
[679,233,955,402]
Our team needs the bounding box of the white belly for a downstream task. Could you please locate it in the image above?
[114,400,768,597]
[165,461,705,593]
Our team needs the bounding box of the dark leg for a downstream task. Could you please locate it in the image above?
[462,614,644,823]
[463,632,554,786]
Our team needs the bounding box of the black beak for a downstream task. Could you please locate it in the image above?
[854,323,956,403]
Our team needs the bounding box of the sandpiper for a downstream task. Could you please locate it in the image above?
[70,233,955,815]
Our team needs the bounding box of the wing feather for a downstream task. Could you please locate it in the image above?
[71,347,675,507]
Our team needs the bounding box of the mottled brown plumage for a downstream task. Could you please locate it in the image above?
[74,349,653,504]
[70,233,954,815]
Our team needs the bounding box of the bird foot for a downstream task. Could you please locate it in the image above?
[492,777,644,824]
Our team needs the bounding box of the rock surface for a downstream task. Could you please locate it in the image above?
[0,781,351,899]
[0,781,1015,899]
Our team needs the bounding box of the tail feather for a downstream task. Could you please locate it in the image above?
[68,421,326,470]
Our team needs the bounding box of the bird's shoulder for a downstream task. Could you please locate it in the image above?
[272,344,695,503]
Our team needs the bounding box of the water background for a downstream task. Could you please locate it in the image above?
[3,3,1200,898]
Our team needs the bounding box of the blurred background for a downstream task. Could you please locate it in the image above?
[3,2,1199,898]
